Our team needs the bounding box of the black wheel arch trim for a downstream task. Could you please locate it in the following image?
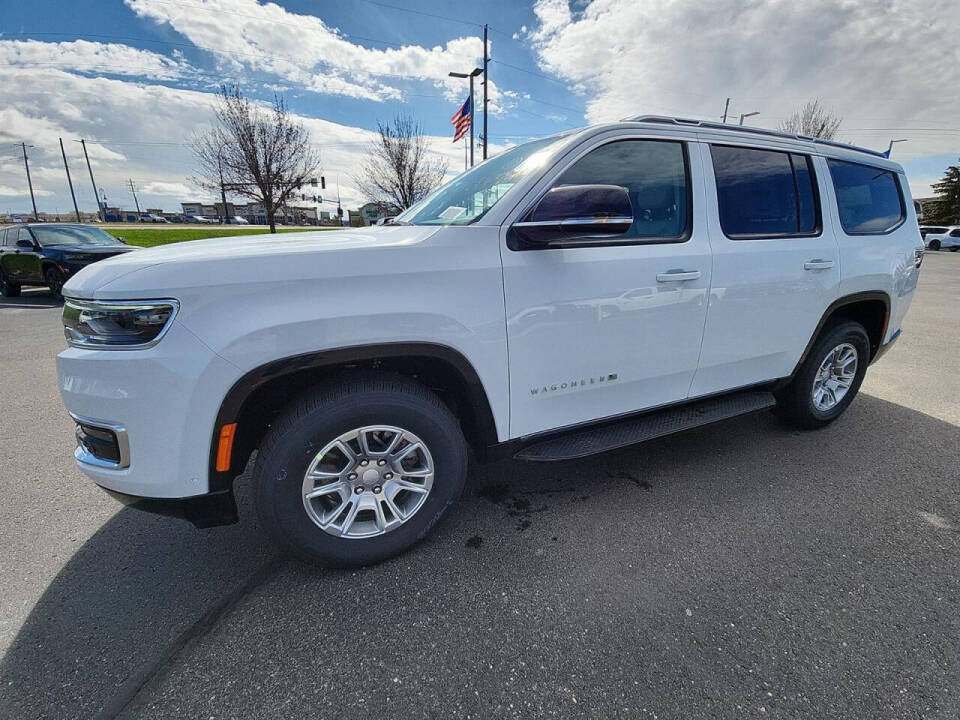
[788,291,890,378]
[207,342,499,491]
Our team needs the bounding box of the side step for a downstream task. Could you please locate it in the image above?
[514,391,777,462]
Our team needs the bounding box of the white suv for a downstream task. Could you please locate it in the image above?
[920,225,960,251]
[57,116,923,566]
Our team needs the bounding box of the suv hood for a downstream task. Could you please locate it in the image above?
[63,226,442,298]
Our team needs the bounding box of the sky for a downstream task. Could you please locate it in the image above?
[0,0,958,216]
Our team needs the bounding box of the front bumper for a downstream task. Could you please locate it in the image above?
[101,486,238,527]
[57,318,241,499]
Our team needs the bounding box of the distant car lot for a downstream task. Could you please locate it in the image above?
[0,253,958,719]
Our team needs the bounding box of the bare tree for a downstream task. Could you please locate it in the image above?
[191,85,321,233]
[354,113,448,212]
[777,99,842,140]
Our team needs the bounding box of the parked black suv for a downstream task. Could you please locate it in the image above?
[0,224,135,298]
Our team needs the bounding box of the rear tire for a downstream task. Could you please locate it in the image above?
[928,239,941,251]
[0,270,20,298]
[775,321,870,429]
[252,373,468,567]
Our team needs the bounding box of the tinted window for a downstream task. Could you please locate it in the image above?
[30,225,120,246]
[711,145,819,237]
[827,159,904,234]
[951,229,960,238]
[18,228,34,246]
[552,139,689,241]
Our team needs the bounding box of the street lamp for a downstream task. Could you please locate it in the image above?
[884,139,908,158]
[449,67,483,167]
[739,111,760,126]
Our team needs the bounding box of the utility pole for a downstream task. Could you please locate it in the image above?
[59,138,81,222]
[127,179,142,220]
[79,139,103,222]
[21,143,39,221]
[721,97,730,124]
[738,111,759,126]
[482,24,489,161]
[469,73,476,167]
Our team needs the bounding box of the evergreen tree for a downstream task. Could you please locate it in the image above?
[929,161,960,225]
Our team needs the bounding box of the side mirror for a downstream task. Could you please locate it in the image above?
[117,236,127,244]
[16,239,35,250]
[510,184,633,248]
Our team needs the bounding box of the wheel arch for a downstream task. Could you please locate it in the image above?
[208,342,500,492]
[790,291,890,377]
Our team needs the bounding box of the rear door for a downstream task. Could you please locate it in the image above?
[501,132,712,438]
[690,141,840,396]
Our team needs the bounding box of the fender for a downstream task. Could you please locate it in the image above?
[207,341,499,491]
[789,291,890,378]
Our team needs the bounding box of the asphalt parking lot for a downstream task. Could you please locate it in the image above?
[1,252,958,719]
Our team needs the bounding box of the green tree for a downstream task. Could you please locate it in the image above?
[928,161,960,225]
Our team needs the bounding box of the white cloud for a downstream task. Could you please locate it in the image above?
[140,181,194,196]
[0,64,497,214]
[0,184,52,197]
[123,0,509,108]
[528,0,960,167]
[0,39,189,80]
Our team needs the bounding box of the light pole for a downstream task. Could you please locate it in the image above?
[449,67,483,167]
[884,139,908,158]
[739,111,759,126]
[21,143,39,221]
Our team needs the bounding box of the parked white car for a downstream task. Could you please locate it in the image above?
[190,215,216,224]
[920,225,960,251]
[57,116,923,566]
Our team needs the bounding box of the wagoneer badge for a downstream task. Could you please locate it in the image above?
[530,373,618,396]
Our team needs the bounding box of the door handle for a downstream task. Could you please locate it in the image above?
[656,270,701,282]
[804,259,834,270]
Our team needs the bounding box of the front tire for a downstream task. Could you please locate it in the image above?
[928,239,941,251]
[252,373,468,567]
[776,321,870,429]
[45,267,65,298]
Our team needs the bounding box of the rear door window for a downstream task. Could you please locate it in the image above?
[827,159,905,234]
[710,145,820,238]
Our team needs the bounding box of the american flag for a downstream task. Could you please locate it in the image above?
[451,96,471,143]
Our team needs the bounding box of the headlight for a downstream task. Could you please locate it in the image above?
[62,298,179,349]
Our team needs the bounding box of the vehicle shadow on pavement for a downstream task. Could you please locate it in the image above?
[2,395,959,719]
[0,288,61,309]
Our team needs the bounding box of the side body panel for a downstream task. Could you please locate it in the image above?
[501,130,712,438]
[689,143,842,397]
[59,226,510,497]
[819,167,922,342]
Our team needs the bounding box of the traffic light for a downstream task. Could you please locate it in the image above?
[320,176,326,190]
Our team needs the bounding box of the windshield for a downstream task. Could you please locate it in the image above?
[32,225,121,247]
[396,134,572,226]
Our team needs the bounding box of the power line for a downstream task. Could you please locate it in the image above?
[490,59,568,86]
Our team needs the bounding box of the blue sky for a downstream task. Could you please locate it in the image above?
[1,0,958,214]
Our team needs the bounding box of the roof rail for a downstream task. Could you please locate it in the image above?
[623,115,887,159]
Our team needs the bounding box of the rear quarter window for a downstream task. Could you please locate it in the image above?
[827,159,905,235]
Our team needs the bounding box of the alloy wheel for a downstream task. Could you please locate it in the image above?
[301,425,434,539]
[811,342,858,411]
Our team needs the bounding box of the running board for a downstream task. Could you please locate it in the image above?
[514,391,777,462]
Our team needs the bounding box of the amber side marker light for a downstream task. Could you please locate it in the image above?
[215,423,237,472]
